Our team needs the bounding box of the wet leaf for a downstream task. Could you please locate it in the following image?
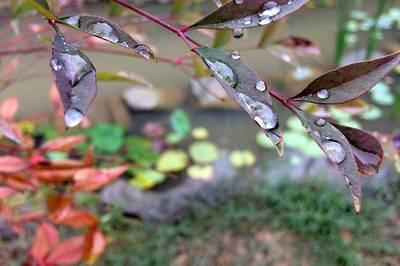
[189,0,309,30]
[26,0,58,20]
[156,150,189,172]
[196,47,282,147]
[290,106,361,213]
[96,71,151,87]
[60,15,155,60]
[0,156,29,173]
[291,51,400,104]
[0,118,20,144]
[333,124,384,176]
[51,29,97,128]
[189,141,219,164]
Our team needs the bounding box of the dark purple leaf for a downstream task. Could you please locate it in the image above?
[51,29,97,128]
[290,51,400,104]
[189,0,309,30]
[333,124,383,176]
[196,47,282,152]
[0,118,20,144]
[60,15,155,60]
[290,106,361,213]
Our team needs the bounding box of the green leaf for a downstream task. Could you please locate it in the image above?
[229,150,256,168]
[27,0,58,20]
[156,150,189,172]
[187,165,214,180]
[88,124,124,155]
[189,141,219,164]
[170,109,191,140]
[129,168,166,190]
[97,71,152,87]
[125,136,159,168]
[212,30,232,48]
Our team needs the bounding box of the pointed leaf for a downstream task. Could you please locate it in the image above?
[51,29,97,128]
[72,166,127,192]
[96,71,151,87]
[41,135,86,152]
[333,124,383,176]
[84,228,108,265]
[0,118,20,144]
[45,236,85,265]
[0,97,19,121]
[26,0,58,20]
[30,222,60,262]
[291,51,400,104]
[196,47,282,146]
[60,15,155,60]
[290,107,361,213]
[0,156,29,173]
[189,0,309,30]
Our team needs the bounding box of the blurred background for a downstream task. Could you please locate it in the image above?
[0,0,399,265]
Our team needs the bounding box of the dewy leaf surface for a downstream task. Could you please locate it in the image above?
[60,15,155,60]
[189,0,309,30]
[291,51,400,104]
[333,124,384,176]
[290,106,361,213]
[196,47,282,148]
[51,29,97,128]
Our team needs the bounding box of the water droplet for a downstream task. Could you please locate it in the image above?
[50,58,62,71]
[135,44,154,60]
[315,118,326,127]
[59,53,91,87]
[70,95,79,103]
[206,59,238,88]
[233,28,244,38]
[237,93,278,130]
[256,80,267,92]
[64,16,80,26]
[234,0,244,4]
[259,1,281,17]
[88,22,119,42]
[317,88,330,100]
[322,140,346,164]
[64,108,83,128]
[243,17,253,26]
[231,50,241,60]
[258,17,272,25]
[121,41,129,48]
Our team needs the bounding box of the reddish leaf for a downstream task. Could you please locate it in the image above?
[189,0,309,30]
[16,211,45,223]
[0,186,17,199]
[275,36,321,56]
[0,156,29,173]
[46,195,72,214]
[41,135,87,152]
[50,209,98,228]
[45,236,85,265]
[3,57,19,77]
[51,28,97,128]
[3,173,38,190]
[333,124,384,176]
[291,51,400,104]
[73,166,127,192]
[196,47,282,152]
[32,168,87,183]
[84,228,108,265]
[0,96,19,121]
[30,222,60,263]
[290,106,361,213]
[0,118,20,144]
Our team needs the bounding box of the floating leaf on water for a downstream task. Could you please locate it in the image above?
[229,150,256,168]
[156,150,189,172]
[129,168,166,190]
[189,0,309,30]
[60,15,155,60]
[290,106,361,213]
[170,109,191,140]
[290,52,400,104]
[51,29,97,128]
[187,165,214,181]
[333,124,384,176]
[196,47,282,148]
[189,141,219,164]
[191,127,210,140]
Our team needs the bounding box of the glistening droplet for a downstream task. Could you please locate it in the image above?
[233,28,244,38]
[135,44,154,60]
[256,80,267,92]
[206,59,238,88]
[231,50,241,60]
[322,140,346,164]
[315,118,326,127]
[88,22,119,42]
[50,58,62,71]
[65,108,83,128]
[259,1,281,17]
[317,88,330,100]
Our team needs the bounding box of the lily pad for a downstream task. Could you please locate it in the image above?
[189,141,219,164]
[156,150,189,172]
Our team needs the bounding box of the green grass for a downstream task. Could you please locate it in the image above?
[98,179,399,266]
